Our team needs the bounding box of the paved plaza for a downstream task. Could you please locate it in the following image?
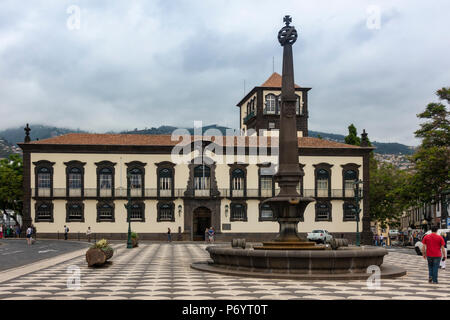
[0,239,90,271]
[0,242,448,300]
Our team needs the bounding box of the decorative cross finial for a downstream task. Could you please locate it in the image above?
[283,15,292,26]
[24,123,31,143]
[278,15,298,46]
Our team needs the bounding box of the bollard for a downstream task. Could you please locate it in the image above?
[329,238,349,250]
[231,238,246,249]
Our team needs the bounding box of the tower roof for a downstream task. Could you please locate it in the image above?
[260,72,301,88]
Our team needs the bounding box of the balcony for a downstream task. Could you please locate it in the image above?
[243,111,256,124]
[194,189,210,197]
[31,188,363,200]
[263,108,277,115]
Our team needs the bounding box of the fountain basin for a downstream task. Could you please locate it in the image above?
[191,245,407,280]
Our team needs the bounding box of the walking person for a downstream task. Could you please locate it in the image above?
[440,232,447,270]
[204,228,209,243]
[208,227,215,243]
[380,234,384,247]
[86,227,92,243]
[64,225,69,240]
[167,228,172,242]
[31,225,36,242]
[0,225,3,239]
[15,224,21,238]
[422,226,446,284]
[26,226,32,245]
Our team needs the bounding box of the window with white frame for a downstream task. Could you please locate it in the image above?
[344,169,357,197]
[265,94,276,114]
[296,95,302,115]
[158,203,174,221]
[129,203,144,221]
[194,165,210,190]
[316,202,331,221]
[231,169,244,190]
[36,203,52,221]
[260,176,273,197]
[99,168,112,190]
[159,168,172,190]
[260,203,274,221]
[68,167,82,189]
[230,203,247,221]
[343,202,357,221]
[316,169,329,197]
[37,168,51,189]
[98,202,114,221]
[130,168,142,190]
[67,203,83,221]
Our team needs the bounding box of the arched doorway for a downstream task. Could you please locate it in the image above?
[193,207,211,241]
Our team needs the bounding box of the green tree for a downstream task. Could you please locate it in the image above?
[344,124,405,227]
[369,162,412,228]
[410,87,450,203]
[0,154,23,226]
[344,124,361,146]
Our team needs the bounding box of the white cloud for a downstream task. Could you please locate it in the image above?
[0,0,449,145]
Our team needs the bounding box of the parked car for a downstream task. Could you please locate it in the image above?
[307,230,333,244]
[388,229,399,237]
[414,229,450,256]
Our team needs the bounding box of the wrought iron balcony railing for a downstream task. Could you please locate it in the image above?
[32,188,362,199]
[243,111,256,123]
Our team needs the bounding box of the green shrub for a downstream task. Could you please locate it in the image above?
[131,232,138,239]
[90,239,113,260]
[91,239,110,249]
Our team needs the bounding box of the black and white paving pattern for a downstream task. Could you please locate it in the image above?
[0,243,448,300]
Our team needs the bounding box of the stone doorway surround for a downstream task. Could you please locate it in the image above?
[183,155,221,241]
[192,207,212,241]
[183,200,221,241]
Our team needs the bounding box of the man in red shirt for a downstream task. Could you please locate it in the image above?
[422,226,446,284]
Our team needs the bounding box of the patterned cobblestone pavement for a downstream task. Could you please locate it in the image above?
[0,243,448,300]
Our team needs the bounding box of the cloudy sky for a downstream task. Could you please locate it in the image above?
[0,0,449,146]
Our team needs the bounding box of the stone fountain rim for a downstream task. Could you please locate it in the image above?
[206,245,388,258]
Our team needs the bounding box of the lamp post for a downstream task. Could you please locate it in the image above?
[353,179,363,246]
[125,173,133,249]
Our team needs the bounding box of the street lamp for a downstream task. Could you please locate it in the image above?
[124,173,133,249]
[353,179,363,246]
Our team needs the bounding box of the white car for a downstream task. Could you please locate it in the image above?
[389,229,399,237]
[307,230,333,244]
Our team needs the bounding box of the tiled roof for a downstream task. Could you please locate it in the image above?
[26,133,364,149]
[260,72,301,88]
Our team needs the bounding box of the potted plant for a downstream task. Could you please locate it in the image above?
[86,239,114,267]
[131,232,139,248]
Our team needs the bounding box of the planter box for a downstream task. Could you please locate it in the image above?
[86,247,114,267]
